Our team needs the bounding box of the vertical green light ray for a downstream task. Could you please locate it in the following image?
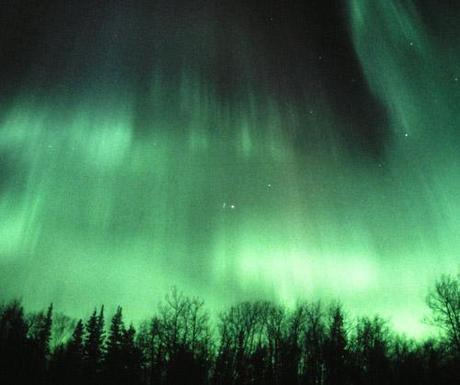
[347,0,460,335]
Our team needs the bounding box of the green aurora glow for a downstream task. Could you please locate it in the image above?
[0,1,459,338]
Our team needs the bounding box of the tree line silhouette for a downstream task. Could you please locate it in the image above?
[1,275,460,385]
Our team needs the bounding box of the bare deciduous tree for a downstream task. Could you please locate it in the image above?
[426,274,460,354]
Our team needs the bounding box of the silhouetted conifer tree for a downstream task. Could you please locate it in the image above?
[66,319,85,383]
[0,301,30,384]
[104,306,142,384]
[35,303,53,383]
[105,306,125,382]
[84,306,105,384]
[323,304,348,385]
[121,323,143,384]
[69,319,85,360]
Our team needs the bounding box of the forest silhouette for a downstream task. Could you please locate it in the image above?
[1,275,459,385]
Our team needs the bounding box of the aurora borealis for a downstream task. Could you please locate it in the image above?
[0,1,459,338]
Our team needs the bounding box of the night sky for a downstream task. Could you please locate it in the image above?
[1,0,459,337]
